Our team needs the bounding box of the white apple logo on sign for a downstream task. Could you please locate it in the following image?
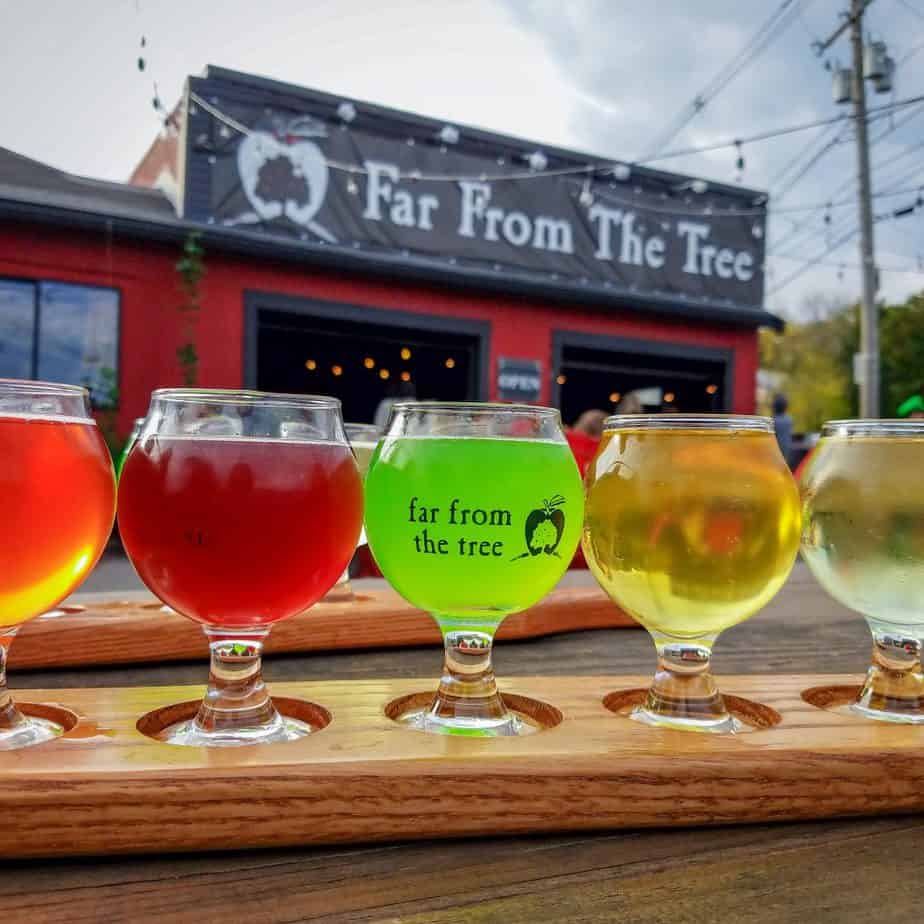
[234,116,336,242]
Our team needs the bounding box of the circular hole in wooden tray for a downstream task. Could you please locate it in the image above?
[801,684,862,712]
[602,688,782,733]
[17,701,80,734]
[384,691,563,734]
[136,696,332,740]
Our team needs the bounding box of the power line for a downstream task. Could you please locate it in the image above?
[641,0,807,159]
[188,89,924,185]
[767,162,924,293]
[768,100,924,252]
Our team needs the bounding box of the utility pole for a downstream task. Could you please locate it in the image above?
[815,0,880,417]
[849,0,879,417]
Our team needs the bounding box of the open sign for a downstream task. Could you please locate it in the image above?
[497,358,542,402]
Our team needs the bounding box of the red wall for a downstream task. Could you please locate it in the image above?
[0,222,759,438]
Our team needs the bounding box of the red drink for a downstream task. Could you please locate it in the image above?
[118,436,363,628]
[0,415,115,627]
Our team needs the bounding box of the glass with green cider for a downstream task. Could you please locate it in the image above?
[365,402,583,736]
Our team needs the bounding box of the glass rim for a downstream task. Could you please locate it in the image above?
[0,378,89,398]
[822,418,924,436]
[604,413,773,432]
[390,400,559,418]
[151,388,341,409]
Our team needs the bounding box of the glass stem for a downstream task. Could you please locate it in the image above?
[857,630,924,715]
[644,633,730,724]
[192,628,281,736]
[429,621,508,723]
[0,627,27,735]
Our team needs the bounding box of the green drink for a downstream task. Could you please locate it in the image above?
[365,403,582,736]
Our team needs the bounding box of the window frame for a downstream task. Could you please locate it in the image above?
[0,275,122,408]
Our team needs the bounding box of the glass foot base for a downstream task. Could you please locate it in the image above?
[850,701,924,724]
[158,714,314,747]
[399,707,538,737]
[631,705,741,734]
[0,715,63,750]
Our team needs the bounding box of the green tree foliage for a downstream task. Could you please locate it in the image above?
[880,292,924,417]
[760,289,924,429]
[759,303,857,432]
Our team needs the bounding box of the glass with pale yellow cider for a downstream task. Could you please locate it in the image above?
[583,414,800,733]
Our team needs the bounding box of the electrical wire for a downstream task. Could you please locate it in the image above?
[188,89,924,183]
[640,0,809,159]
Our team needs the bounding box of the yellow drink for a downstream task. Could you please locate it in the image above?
[583,426,801,640]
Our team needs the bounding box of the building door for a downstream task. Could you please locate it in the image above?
[552,331,733,426]
[245,293,490,423]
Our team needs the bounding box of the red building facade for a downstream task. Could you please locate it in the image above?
[0,67,777,439]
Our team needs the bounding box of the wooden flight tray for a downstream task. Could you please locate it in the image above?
[1,674,923,859]
[11,585,634,671]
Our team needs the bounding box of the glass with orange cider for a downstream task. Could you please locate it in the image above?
[583,415,801,732]
[0,379,116,748]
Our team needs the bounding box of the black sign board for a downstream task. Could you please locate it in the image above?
[497,358,542,403]
[184,70,767,311]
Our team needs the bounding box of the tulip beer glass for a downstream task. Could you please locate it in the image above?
[583,415,801,733]
[365,402,583,736]
[119,389,363,746]
[0,379,116,748]
[801,420,924,722]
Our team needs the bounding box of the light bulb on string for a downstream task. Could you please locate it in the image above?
[363,357,375,369]
[400,371,411,382]
[579,176,594,208]
[400,347,412,360]
[379,368,390,380]
[445,357,456,369]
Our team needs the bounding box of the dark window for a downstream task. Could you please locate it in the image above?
[0,278,119,406]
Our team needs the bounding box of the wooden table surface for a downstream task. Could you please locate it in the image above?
[5,563,915,924]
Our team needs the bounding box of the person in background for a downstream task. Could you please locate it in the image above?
[373,379,416,431]
[772,393,794,468]
[615,392,643,416]
[566,409,607,477]
[897,394,924,419]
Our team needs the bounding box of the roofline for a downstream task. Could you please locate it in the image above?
[199,66,767,204]
[0,192,783,331]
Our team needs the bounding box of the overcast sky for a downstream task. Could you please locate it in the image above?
[3,0,924,315]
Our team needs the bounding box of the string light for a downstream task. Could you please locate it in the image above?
[188,90,924,197]
[363,357,375,369]
[379,368,390,380]
[664,391,676,403]
[336,101,357,123]
[445,357,456,369]
[400,347,412,360]
[706,384,719,395]
[400,370,411,382]
[305,359,316,371]
[578,176,594,207]
[331,364,343,376]
[556,374,567,385]
[609,392,621,403]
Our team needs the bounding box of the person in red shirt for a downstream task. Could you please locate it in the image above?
[565,409,608,568]
[566,409,607,477]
